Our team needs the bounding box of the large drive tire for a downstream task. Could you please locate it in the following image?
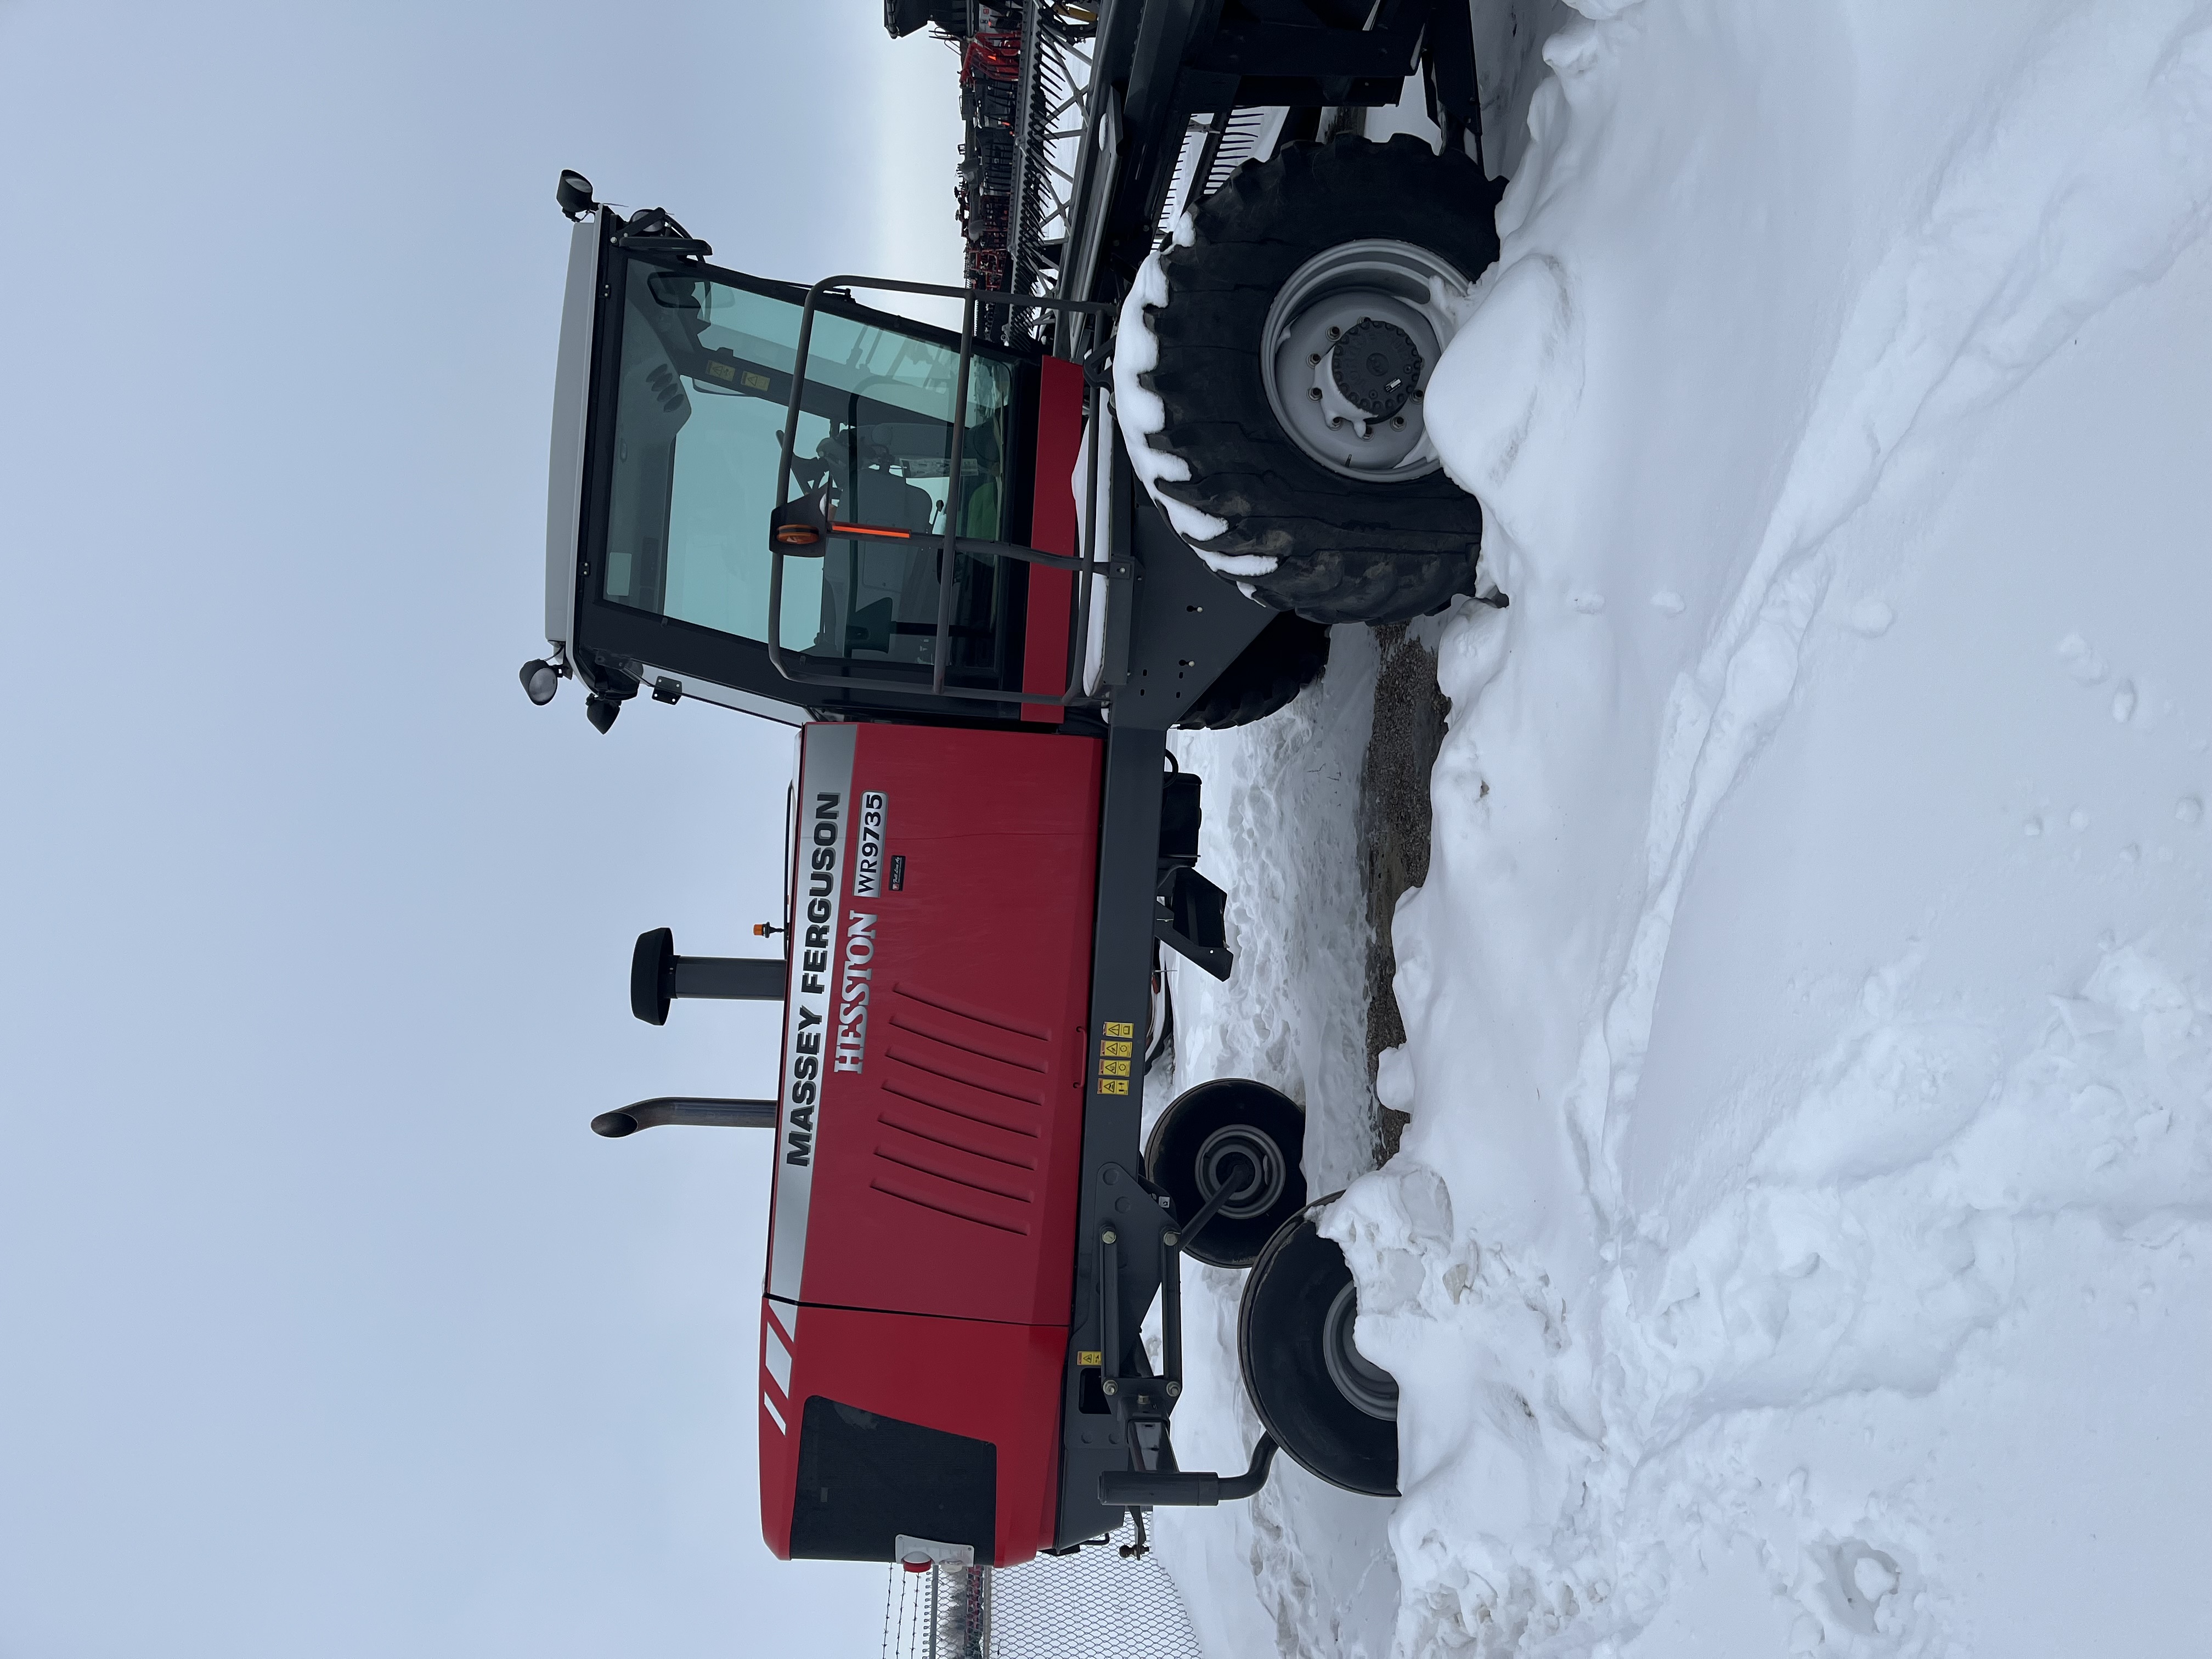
[1177,613,1331,730]
[1238,1205,1399,1496]
[1144,1079,1307,1268]
[1141,133,1502,624]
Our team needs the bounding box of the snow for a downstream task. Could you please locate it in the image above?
[1147,625,1404,1657]
[1114,249,1255,565]
[1149,2,2212,1654]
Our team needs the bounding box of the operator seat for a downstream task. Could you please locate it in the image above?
[834,464,941,661]
[849,464,938,534]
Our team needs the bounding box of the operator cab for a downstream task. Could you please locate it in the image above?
[533,193,1054,731]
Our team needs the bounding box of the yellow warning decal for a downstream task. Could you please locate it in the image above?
[706,360,736,381]
[1077,1350,1103,1368]
[1096,1022,1137,1095]
[742,369,771,392]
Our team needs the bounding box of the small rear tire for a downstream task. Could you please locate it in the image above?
[1238,1205,1398,1496]
[1144,1079,1307,1268]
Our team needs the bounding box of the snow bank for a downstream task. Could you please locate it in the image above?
[1165,1,2212,1652]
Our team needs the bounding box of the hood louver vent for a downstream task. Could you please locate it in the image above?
[870,984,1056,1236]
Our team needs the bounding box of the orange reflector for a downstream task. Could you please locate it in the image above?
[774,524,821,545]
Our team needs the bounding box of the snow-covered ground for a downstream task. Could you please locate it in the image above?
[1146,2,2212,1654]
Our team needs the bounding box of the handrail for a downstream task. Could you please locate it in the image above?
[765,274,1120,710]
[929,284,977,695]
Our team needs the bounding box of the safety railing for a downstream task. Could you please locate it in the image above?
[766,276,1120,708]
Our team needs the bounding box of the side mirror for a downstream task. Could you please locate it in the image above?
[630,927,787,1024]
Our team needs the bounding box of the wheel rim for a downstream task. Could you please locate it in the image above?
[1260,238,1471,483]
[1321,1281,1398,1421]
[1195,1125,1288,1221]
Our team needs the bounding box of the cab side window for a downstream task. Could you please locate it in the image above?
[597,265,1022,689]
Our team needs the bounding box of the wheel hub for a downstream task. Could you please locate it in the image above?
[1195,1125,1288,1221]
[1260,238,1471,483]
[1321,1281,1398,1421]
[1330,318,1423,419]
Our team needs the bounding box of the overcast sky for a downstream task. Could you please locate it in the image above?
[0,4,963,1654]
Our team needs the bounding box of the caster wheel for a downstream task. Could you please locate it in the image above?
[1144,1079,1307,1267]
[1237,1205,1398,1496]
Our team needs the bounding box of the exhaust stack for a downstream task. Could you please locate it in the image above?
[591,1097,778,1138]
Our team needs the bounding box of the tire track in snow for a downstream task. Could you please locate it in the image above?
[1151,632,1407,1657]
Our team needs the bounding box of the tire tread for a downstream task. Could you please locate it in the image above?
[1141,133,1501,624]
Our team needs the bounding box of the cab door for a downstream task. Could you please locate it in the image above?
[561,217,1062,718]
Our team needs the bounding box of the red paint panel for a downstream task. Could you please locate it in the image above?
[757,1301,1065,1566]
[774,724,1102,1328]
[1021,355,1085,721]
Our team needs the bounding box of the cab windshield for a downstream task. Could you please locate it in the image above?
[597,263,1018,680]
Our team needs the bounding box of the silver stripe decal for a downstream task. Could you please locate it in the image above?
[767,723,855,1306]
[763,1324,794,1397]
[763,1391,787,1434]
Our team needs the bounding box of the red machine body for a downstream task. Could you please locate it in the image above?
[1019,353,1086,722]
[755,722,1103,1565]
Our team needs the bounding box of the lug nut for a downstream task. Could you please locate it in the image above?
[1390,415,1406,430]
[1308,352,1321,365]
[1327,325,1340,339]
[1307,386,1322,401]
